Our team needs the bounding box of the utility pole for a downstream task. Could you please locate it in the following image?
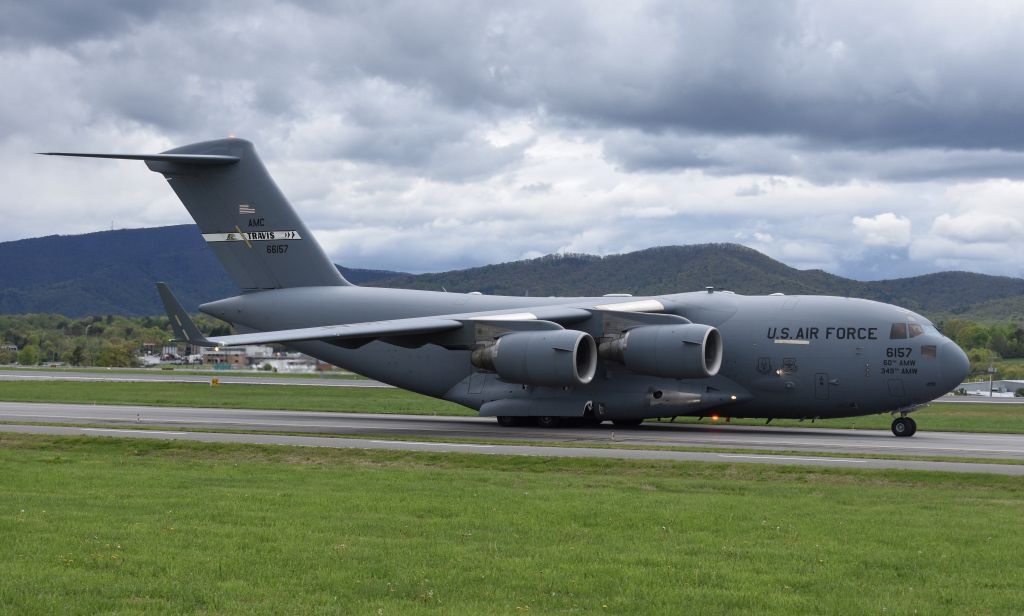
[988,360,996,397]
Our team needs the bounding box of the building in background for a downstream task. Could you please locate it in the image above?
[137,343,323,372]
[959,379,1024,397]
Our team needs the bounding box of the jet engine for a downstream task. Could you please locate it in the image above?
[598,323,722,379]
[471,329,598,387]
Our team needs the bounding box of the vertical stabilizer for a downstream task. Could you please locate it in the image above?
[42,138,349,289]
[149,138,348,289]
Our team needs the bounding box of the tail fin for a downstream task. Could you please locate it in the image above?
[43,139,349,290]
[155,282,215,346]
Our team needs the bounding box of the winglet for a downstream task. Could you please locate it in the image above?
[155,283,216,346]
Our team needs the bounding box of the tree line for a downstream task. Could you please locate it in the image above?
[939,319,1024,379]
[0,314,230,368]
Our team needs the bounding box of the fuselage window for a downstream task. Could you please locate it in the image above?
[921,345,937,358]
[890,323,907,339]
[909,323,925,338]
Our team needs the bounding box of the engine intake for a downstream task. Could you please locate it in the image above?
[599,323,722,379]
[471,330,597,387]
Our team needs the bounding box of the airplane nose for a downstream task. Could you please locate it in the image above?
[941,341,970,393]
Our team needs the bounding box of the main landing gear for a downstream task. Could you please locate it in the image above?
[891,416,917,437]
[536,415,561,428]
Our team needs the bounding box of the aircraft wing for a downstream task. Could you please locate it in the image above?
[157,283,463,347]
[157,283,683,349]
[205,318,465,347]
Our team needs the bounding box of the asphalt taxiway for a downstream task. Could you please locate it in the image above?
[0,368,390,388]
[1,401,1022,475]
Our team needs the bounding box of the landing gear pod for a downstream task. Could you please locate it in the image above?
[599,324,723,379]
[471,330,598,387]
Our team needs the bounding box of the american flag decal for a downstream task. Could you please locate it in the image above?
[239,204,256,214]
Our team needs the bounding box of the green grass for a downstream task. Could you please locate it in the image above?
[2,433,1023,614]
[6,420,1024,466]
[0,380,472,415]
[3,380,1024,433]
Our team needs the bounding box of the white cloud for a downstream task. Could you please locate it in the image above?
[852,213,912,247]
[908,235,1019,275]
[932,213,1024,243]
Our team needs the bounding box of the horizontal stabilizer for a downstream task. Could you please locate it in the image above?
[39,152,239,165]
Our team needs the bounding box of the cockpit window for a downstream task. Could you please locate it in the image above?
[890,323,907,339]
[908,323,925,338]
[921,345,937,358]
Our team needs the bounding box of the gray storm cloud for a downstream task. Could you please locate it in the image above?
[2,0,1023,279]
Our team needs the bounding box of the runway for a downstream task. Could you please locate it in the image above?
[1,400,1022,474]
[0,368,390,388]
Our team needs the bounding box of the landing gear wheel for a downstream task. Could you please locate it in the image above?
[536,416,561,428]
[891,417,917,437]
[496,416,518,427]
[612,418,644,428]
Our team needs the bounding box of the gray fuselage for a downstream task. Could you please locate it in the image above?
[200,285,969,421]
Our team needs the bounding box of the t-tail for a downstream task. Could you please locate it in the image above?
[42,139,349,290]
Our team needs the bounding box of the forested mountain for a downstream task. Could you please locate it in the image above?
[0,225,394,316]
[2,225,1022,321]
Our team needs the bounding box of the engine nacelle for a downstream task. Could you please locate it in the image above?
[598,323,722,379]
[471,330,597,387]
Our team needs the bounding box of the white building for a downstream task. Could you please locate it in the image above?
[960,379,1024,398]
[255,354,320,373]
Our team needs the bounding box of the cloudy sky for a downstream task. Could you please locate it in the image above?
[4,0,1024,280]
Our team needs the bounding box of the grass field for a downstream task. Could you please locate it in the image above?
[2,380,1023,433]
[2,433,1023,614]
[0,380,471,416]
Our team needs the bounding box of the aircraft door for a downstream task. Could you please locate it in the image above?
[814,372,829,400]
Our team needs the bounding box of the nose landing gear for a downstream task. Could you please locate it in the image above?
[891,416,917,437]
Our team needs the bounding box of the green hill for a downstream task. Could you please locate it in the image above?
[365,244,1024,321]
[0,226,395,316]
[1,227,1022,321]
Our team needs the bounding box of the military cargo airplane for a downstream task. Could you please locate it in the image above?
[44,139,970,437]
